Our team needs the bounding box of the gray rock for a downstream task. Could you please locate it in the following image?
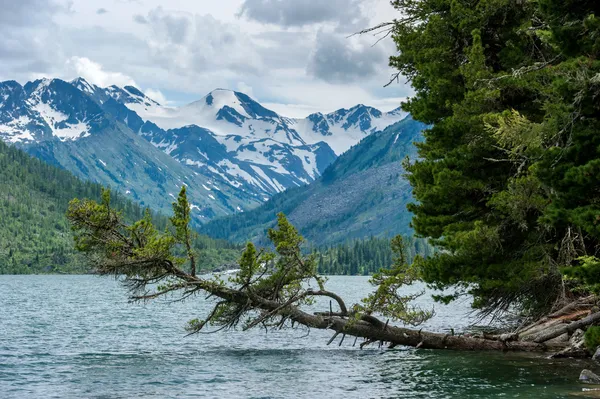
[580,369,600,384]
[551,345,589,359]
[593,347,600,362]
[546,332,570,344]
[571,329,586,345]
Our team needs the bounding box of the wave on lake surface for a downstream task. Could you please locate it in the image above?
[0,275,595,398]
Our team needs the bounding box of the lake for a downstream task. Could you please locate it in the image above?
[0,275,597,398]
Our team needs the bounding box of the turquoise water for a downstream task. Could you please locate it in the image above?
[0,275,597,398]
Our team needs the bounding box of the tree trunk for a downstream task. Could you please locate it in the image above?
[192,277,573,352]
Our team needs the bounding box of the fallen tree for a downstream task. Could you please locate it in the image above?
[67,188,599,355]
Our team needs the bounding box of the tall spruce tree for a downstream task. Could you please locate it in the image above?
[389,0,600,315]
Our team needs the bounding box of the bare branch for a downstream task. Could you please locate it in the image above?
[347,21,395,38]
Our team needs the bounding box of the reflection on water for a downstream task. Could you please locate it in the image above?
[0,275,597,398]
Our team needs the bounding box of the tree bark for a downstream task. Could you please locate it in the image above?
[189,275,570,352]
[533,311,600,344]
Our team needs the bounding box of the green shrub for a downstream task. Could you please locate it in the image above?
[584,326,600,351]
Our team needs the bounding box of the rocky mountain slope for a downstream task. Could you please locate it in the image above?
[200,116,426,245]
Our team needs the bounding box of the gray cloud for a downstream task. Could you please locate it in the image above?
[139,7,263,76]
[307,30,387,84]
[0,0,69,26]
[96,8,108,15]
[133,14,148,24]
[238,0,367,30]
[252,31,313,69]
[0,0,69,80]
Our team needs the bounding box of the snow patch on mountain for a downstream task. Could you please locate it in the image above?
[0,79,97,143]
[290,147,319,180]
[0,116,35,143]
[31,102,90,141]
[214,159,258,189]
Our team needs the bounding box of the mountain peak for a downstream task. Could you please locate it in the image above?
[104,84,159,107]
[71,77,98,95]
[350,103,367,110]
[0,80,23,102]
[123,85,148,99]
[192,89,278,120]
[202,89,240,108]
[0,80,23,89]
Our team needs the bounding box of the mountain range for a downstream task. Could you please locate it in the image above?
[0,77,407,224]
[200,116,426,245]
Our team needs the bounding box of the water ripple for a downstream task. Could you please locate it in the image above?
[0,276,595,398]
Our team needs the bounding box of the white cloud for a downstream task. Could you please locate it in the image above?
[65,56,137,87]
[144,88,168,105]
[141,7,263,76]
[0,0,411,118]
[236,82,254,98]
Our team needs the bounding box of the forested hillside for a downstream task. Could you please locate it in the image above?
[201,116,425,245]
[0,140,240,274]
[313,236,434,275]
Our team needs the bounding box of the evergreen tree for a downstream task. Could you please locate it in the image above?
[390,0,600,315]
[171,186,197,276]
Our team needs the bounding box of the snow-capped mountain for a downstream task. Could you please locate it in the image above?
[96,82,407,195]
[0,79,106,143]
[0,78,262,222]
[87,83,337,197]
[118,86,407,155]
[289,105,407,154]
[0,76,407,223]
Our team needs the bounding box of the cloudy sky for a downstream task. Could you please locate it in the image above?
[0,0,412,117]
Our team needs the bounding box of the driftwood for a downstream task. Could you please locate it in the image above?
[533,312,600,344]
[516,296,595,336]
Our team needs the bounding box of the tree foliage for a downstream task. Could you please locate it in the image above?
[389,0,600,316]
[357,236,434,326]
